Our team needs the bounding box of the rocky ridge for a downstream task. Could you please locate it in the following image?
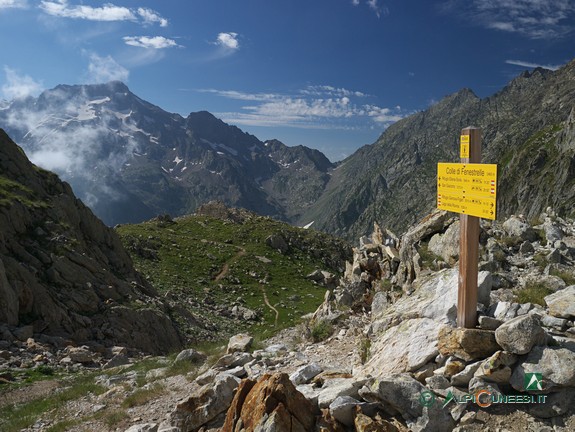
[8,208,574,431]
[0,129,183,355]
[302,60,575,240]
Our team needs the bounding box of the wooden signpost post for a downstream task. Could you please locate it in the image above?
[437,127,498,328]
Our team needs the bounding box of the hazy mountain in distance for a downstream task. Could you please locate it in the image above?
[0,81,333,226]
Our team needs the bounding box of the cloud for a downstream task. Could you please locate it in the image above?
[0,0,27,9]
[123,36,180,49]
[1,84,141,205]
[443,0,575,39]
[39,1,168,27]
[215,32,239,50]
[505,59,562,71]
[86,53,129,83]
[351,0,388,18]
[199,85,404,130]
[1,67,43,99]
[137,7,168,27]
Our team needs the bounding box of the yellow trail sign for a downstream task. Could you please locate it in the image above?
[437,162,497,220]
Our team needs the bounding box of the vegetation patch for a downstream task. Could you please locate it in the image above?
[515,282,554,306]
[0,373,105,432]
[0,175,48,209]
[550,268,575,286]
[310,320,334,343]
[116,213,351,344]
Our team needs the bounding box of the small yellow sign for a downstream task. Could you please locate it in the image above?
[460,135,470,158]
[437,162,497,220]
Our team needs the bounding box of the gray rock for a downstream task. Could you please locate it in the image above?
[478,315,503,330]
[317,378,365,408]
[170,373,240,431]
[226,333,253,354]
[545,285,575,319]
[265,234,289,253]
[296,383,320,406]
[541,315,568,331]
[67,346,96,364]
[329,396,364,427]
[477,271,492,307]
[428,221,460,263]
[174,349,206,364]
[492,301,520,320]
[473,351,517,384]
[510,345,575,392]
[519,240,535,255]
[361,374,454,432]
[425,375,451,391]
[103,354,130,369]
[542,220,564,243]
[450,360,482,387]
[214,352,253,369]
[362,318,445,376]
[12,325,34,342]
[502,216,538,241]
[468,377,502,399]
[124,424,158,432]
[289,362,323,385]
[494,314,546,355]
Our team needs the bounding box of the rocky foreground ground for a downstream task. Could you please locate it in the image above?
[2,208,575,431]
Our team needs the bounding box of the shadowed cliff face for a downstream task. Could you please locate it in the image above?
[302,62,575,240]
[0,129,183,354]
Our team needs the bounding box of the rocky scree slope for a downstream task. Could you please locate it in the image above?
[0,129,182,354]
[2,209,575,432]
[302,59,575,240]
[0,82,333,226]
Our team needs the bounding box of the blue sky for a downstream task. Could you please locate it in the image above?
[0,0,574,161]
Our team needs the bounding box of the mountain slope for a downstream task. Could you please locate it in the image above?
[0,129,182,354]
[301,61,575,239]
[0,82,333,226]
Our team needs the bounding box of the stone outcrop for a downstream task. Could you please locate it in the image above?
[0,129,182,354]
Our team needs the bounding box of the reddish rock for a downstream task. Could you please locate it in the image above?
[222,372,317,432]
[438,326,500,361]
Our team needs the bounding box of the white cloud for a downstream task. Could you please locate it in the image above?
[505,59,562,71]
[1,67,43,99]
[200,85,404,130]
[39,1,168,28]
[40,0,135,21]
[0,0,27,9]
[137,7,168,27]
[443,0,575,39]
[123,36,180,49]
[215,32,239,50]
[86,53,129,83]
[351,0,360,5]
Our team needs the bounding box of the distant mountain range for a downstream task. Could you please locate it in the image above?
[1,59,575,239]
[0,81,332,226]
[302,59,575,239]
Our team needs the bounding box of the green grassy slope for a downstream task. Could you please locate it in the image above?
[116,211,351,343]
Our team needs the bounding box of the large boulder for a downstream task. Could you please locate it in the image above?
[363,318,446,376]
[170,373,240,431]
[494,314,546,355]
[544,286,575,319]
[438,327,500,361]
[221,373,317,432]
[510,346,575,392]
[360,374,454,432]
